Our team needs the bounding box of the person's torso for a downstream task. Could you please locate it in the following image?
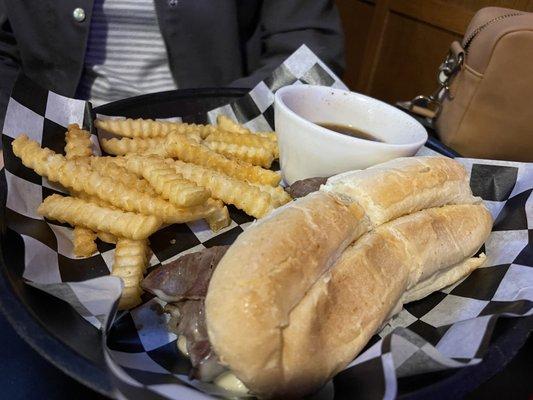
[77,0,178,106]
[3,0,261,97]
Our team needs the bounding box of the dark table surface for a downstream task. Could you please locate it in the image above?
[1,308,531,400]
[0,311,108,400]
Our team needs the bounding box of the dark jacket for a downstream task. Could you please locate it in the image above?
[0,0,344,125]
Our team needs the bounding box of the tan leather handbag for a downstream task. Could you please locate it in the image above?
[408,7,533,162]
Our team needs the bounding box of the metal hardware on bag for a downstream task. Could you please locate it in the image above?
[439,52,463,84]
[403,12,524,120]
[403,96,440,119]
[437,50,464,100]
[402,47,463,118]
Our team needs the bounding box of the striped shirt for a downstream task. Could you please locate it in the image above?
[77,0,178,107]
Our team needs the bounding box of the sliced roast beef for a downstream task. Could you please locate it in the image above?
[146,246,230,382]
[165,300,226,382]
[285,177,328,198]
[142,245,229,302]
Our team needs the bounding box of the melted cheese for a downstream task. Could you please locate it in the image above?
[176,335,249,395]
[177,335,189,356]
[214,371,249,395]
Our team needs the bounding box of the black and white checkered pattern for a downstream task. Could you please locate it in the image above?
[204,45,347,131]
[1,46,532,399]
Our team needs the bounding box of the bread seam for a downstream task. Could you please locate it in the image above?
[402,253,487,304]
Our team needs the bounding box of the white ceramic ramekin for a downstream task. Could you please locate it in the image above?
[274,85,428,185]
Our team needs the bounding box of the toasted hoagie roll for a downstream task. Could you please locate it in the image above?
[278,204,491,397]
[139,156,489,397]
[206,204,491,397]
[205,157,487,397]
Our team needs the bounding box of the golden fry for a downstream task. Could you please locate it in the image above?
[205,129,278,156]
[73,227,97,257]
[13,135,66,182]
[168,159,274,218]
[96,118,183,138]
[70,166,207,224]
[100,131,202,156]
[97,231,117,244]
[95,117,214,140]
[113,239,149,310]
[65,124,93,160]
[95,155,127,168]
[216,115,277,141]
[166,134,280,186]
[124,155,210,207]
[216,115,249,134]
[168,123,218,140]
[64,125,98,256]
[250,182,292,207]
[204,141,275,168]
[74,190,115,209]
[100,136,168,156]
[38,194,161,240]
[204,199,231,232]
[163,197,231,226]
[89,156,156,196]
[12,136,203,224]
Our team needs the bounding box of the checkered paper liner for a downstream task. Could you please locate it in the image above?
[1,45,532,399]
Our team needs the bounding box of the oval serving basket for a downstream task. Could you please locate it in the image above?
[1,88,531,399]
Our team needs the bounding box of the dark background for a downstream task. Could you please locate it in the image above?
[0,311,107,400]
[335,0,533,103]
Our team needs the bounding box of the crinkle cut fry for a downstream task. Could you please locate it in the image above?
[123,155,210,207]
[64,124,97,257]
[204,199,231,232]
[100,136,168,156]
[38,194,161,240]
[11,135,211,224]
[73,226,97,257]
[96,117,211,140]
[216,115,277,141]
[167,158,274,218]
[250,182,292,207]
[69,165,215,224]
[204,141,275,168]
[96,117,184,138]
[89,156,157,196]
[100,131,201,156]
[205,129,278,155]
[98,115,278,140]
[123,154,230,230]
[113,238,149,310]
[65,124,93,160]
[74,190,115,209]
[97,231,117,244]
[165,134,280,187]
[217,115,249,134]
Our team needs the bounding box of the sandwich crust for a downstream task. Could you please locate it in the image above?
[205,191,369,390]
[280,204,492,397]
[322,156,479,226]
[205,157,490,398]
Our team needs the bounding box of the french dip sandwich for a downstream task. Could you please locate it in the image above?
[143,156,492,398]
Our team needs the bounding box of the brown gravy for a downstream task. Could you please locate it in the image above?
[317,122,383,142]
